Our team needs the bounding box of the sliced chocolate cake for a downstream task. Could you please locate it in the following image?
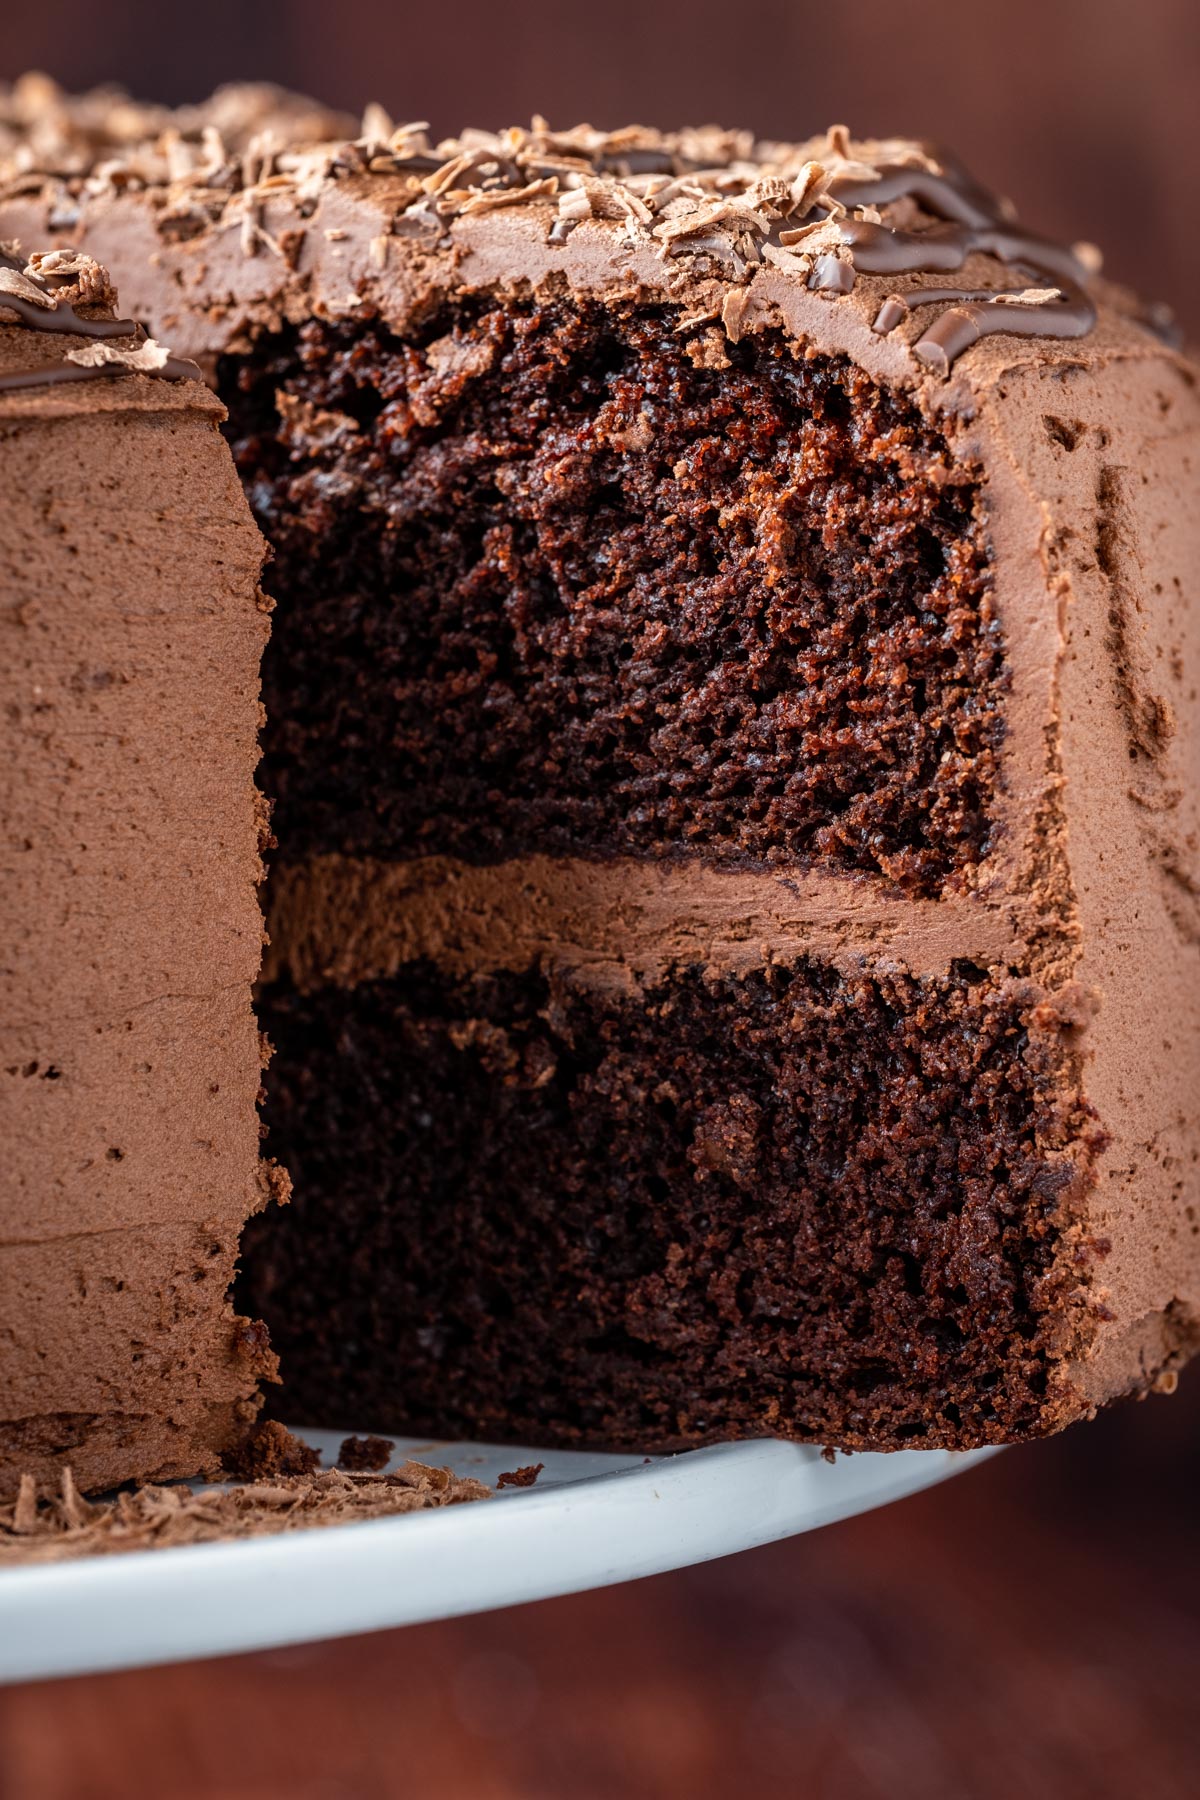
[2,97,1198,1488]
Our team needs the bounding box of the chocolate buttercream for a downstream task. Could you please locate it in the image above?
[263,855,1027,994]
[0,254,270,1498]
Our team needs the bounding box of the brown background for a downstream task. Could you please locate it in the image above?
[2,2,1198,1794]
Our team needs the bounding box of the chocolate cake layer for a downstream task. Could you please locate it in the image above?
[228,302,998,894]
[2,102,1198,1482]
[243,957,1090,1451]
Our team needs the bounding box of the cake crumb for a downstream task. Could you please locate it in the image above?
[223,1419,321,1481]
[231,1316,274,1367]
[337,1434,395,1472]
[496,1462,544,1489]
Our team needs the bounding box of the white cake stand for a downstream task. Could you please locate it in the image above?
[0,1426,992,1685]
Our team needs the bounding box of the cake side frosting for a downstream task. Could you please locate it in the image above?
[1027,355,1200,1407]
[0,256,274,1497]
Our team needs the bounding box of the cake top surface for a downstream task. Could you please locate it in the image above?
[0,72,356,177]
[0,80,1185,390]
[0,240,211,414]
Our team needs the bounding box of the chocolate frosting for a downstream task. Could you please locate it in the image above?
[0,249,271,1498]
[263,855,1027,996]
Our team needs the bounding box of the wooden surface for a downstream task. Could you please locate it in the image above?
[1,1380,1197,1799]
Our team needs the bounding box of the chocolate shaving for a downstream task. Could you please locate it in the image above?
[457,176,559,217]
[992,287,1065,307]
[24,248,113,307]
[720,287,752,343]
[66,336,172,371]
[0,264,55,309]
[0,1462,491,1565]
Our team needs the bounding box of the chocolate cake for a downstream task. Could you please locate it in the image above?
[2,91,1198,1494]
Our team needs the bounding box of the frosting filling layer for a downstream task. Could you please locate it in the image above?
[264,853,1026,993]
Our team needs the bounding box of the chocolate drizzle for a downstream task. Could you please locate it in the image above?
[0,355,201,393]
[814,159,1098,372]
[0,248,202,393]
